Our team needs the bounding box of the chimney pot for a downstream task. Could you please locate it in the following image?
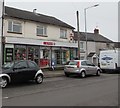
[33,9,37,13]
[94,28,99,34]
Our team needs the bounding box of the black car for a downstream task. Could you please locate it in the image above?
[0,60,44,88]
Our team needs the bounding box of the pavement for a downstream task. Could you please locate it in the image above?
[42,69,64,78]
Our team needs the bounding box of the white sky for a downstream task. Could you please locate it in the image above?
[5,0,119,42]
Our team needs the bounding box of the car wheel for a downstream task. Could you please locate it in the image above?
[65,72,69,77]
[0,77,8,88]
[96,70,100,76]
[35,74,43,84]
[80,71,86,78]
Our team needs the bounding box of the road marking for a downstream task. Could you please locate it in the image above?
[3,97,9,99]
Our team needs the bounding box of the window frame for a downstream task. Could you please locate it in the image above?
[60,28,67,39]
[80,42,84,51]
[8,20,22,34]
[36,25,47,37]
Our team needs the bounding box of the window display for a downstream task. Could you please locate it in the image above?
[5,48,13,62]
[28,46,39,65]
[40,47,50,67]
[15,45,26,60]
[28,47,34,61]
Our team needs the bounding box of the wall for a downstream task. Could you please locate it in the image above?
[87,41,96,54]
[4,17,73,42]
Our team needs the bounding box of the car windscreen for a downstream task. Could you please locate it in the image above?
[2,62,14,69]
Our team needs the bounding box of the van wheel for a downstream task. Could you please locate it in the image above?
[80,71,86,78]
[0,77,8,88]
[35,74,43,84]
[96,70,100,76]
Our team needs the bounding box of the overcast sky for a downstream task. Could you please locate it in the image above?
[5,0,119,42]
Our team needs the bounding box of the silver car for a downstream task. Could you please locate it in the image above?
[64,60,101,78]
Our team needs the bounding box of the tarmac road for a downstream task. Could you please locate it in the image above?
[2,73,119,106]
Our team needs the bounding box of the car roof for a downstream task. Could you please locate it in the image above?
[70,60,88,62]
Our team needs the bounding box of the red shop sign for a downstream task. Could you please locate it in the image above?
[43,42,55,46]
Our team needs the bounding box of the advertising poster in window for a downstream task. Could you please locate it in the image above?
[5,48,13,62]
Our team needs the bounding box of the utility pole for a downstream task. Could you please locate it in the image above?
[76,11,80,60]
[0,0,4,73]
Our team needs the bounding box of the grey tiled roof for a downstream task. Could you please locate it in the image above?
[73,31,113,43]
[114,42,120,48]
[5,6,74,29]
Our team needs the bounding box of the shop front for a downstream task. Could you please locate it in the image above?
[4,36,78,68]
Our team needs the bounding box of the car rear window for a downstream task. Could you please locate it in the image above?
[69,61,78,65]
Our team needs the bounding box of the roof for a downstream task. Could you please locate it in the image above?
[73,31,113,43]
[114,42,120,48]
[5,6,74,29]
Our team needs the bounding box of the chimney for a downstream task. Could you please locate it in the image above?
[94,28,99,34]
[33,9,37,14]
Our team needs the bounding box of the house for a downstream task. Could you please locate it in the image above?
[73,28,114,65]
[114,42,120,50]
[3,6,78,68]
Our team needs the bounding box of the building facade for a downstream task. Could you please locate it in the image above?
[3,6,78,68]
[3,6,115,67]
[74,28,114,65]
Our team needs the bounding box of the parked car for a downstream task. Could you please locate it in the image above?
[0,60,44,88]
[64,60,101,78]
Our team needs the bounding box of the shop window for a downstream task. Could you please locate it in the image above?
[40,47,50,67]
[8,20,22,33]
[5,48,13,62]
[70,48,76,60]
[28,47,34,61]
[60,29,67,39]
[15,45,26,60]
[27,47,39,65]
[37,25,47,36]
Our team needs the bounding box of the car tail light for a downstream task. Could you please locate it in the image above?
[77,61,80,68]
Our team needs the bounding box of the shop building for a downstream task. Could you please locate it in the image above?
[3,6,78,68]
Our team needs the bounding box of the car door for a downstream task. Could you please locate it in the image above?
[85,60,93,74]
[90,63,97,74]
[81,61,89,74]
[86,61,96,74]
[27,61,39,80]
[12,61,29,82]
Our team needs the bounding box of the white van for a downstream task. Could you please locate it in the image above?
[99,50,120,71]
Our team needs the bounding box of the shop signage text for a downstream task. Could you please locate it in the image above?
[43,42,55,46]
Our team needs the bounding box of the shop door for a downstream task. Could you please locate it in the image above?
[28,47,39,65]
[55,50,61,65]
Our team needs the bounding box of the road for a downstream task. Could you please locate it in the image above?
[2,73,118,106]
